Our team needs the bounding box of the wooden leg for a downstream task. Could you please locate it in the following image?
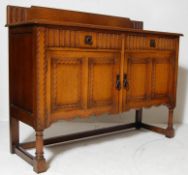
[33,131,47,173]
[10,117,19,153]
[13,123,136,173]
[165,108,175,138]
[135,109,142,129]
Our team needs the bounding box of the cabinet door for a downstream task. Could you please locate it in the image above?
[87,52,120,113]
[47,51,120,121]
[123,52,175,110]
[123,53,152,110]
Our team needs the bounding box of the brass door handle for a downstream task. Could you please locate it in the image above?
[116,74,121,91]
[123,74,129,90]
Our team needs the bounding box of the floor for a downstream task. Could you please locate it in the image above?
[0,121,188,175]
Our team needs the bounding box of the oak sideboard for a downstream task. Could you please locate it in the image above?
[6,5,182,173]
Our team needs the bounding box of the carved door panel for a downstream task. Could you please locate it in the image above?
[151,54,175,104]
[87,52,120,113]
[123,52,152,110]
[47,51,87,117]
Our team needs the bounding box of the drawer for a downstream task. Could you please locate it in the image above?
[126,35,176,50]
[46,28,122,49]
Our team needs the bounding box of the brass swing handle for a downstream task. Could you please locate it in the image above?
[123,74,129,90]
[116,74,121,91]
[116,74,129,91]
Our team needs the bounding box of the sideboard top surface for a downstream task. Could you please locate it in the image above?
[6,5,183,37]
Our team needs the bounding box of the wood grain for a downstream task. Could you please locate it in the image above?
[7,5,182,173]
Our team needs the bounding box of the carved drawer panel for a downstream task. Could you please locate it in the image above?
[126,35,176,50]
[96,33,121,49]
[46,28,121,49]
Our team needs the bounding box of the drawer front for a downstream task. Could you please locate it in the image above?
[126,35,176,50]
[46,28,122,49]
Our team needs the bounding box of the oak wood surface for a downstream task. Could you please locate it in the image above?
[7,5,182,173]
[6,5,142,29]
[6,6,183,37]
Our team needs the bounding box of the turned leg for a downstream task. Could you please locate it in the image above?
[33,131,47,173]
[10,117,19,153]
[165,108,175,138]
[135,109,142,129]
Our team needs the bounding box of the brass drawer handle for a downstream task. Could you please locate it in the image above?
[150,39,156,48]
[116,74,121,91]
[85,35,93,45]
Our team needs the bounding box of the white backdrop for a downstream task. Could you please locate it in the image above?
[0,0,187,124]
